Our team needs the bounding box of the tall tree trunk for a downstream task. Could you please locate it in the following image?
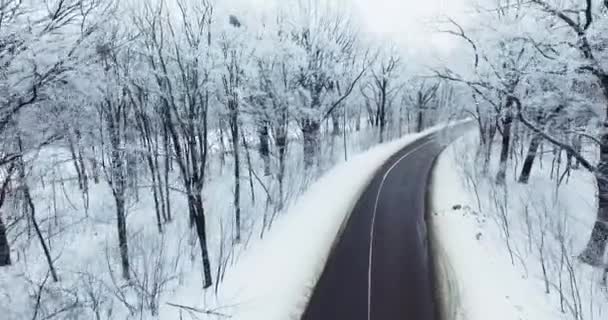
[258,123,271,176]
[230,114,241,243]
[416,109,424,133]
[496,112,513,184]
[113,178,130,281]
[579,75,608,266]
[146,153,163,233]
[190,193,212,288]
[126,152,139,201]
[68,133,86,191]
[242,133,256,204]
[518,134,542,184]
[0,215,10,266]
[302,120,320,169]
[24,181,59,281]
[218,119,227,173]
[162,125,172,222]
[0,164,14,267]
[90,146,100,184]
[107,111,130,280]
[154,150,168,224]
[16,137,58,279]
[276,131,287,210]
[343,103,348,161]
[580,131,608,266]
[75,130,89,192]
[398,104,404,137]
[331,109,341,137]
[356,105,361,132]
[136,113,163,232]
[482,122,497,175]
[379,94,386,143]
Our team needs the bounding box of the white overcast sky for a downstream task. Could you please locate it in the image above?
[351,0,471,52]
[224,0,472,55]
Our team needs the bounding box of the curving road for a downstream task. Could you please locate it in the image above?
[301,125,469,320]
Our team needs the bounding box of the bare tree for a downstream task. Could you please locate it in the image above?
[515,0,608,265]
[362,51,401,142]
[0,0,110,269]
[219,20,247,243]
[18,137,59,282]
[409,80,440,133]
[0,162,15,266]
[133,0,215,288]
[291,3,367,168]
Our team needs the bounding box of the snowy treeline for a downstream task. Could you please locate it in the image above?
[439,0,608,267]
[0,0,457,318]
[437,0,608,319]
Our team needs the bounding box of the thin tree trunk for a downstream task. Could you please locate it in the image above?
[147,154,163,233]
[0,215,10,266]
[107,108,130,280]
[496,113,513,184]
[379,100,386,143]
[581,74,608,265]
[302,120,320,169]
[331,109,341,137]
[135,110,164,232]
[68,133,85,191]
[75,130,89,193]
[276,132,287,211]
[0,164,14,267]
[153,150,168,223]
[416,109,424,133]
[24,181,59,281]
[162,126,172,222]
[343,103,348,161]
[258,123,271,176]
[113,181,130,280]
[190,194,212,288]
[356,105,361,132]
[518,134,542,184]
[230,114,241,243]
[17,135,59,280]
[580,130,608,266]
[481,122,497,175]
[219,119,227,173]
[398,104,404,137]
[241,133,255,205]
[90,146,100,184]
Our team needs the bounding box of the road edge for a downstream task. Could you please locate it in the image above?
[427,135,467,320]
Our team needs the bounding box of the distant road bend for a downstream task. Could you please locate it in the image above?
[301,124,470,320]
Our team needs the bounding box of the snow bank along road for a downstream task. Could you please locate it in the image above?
[301,123,471,320]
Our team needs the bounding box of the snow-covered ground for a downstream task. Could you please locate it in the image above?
[431,131,607,320]
[0,120,461,320]
[160,123,464,320]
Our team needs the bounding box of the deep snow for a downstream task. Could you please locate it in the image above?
[431,131,607,320]
[0,120,463,320]
[159,122,466,320]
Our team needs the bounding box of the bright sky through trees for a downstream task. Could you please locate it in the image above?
[352,0,469,50]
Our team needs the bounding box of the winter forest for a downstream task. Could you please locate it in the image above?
[1,0,608,319]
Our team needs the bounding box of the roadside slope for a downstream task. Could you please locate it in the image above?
[167,123,463,320]
[429,132,569,320]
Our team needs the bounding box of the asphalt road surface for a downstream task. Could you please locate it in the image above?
[301,125,469,320]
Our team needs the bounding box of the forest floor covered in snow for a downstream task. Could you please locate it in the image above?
[431,132,607,320]
[190,125,453,320]
[0,123,457,320]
